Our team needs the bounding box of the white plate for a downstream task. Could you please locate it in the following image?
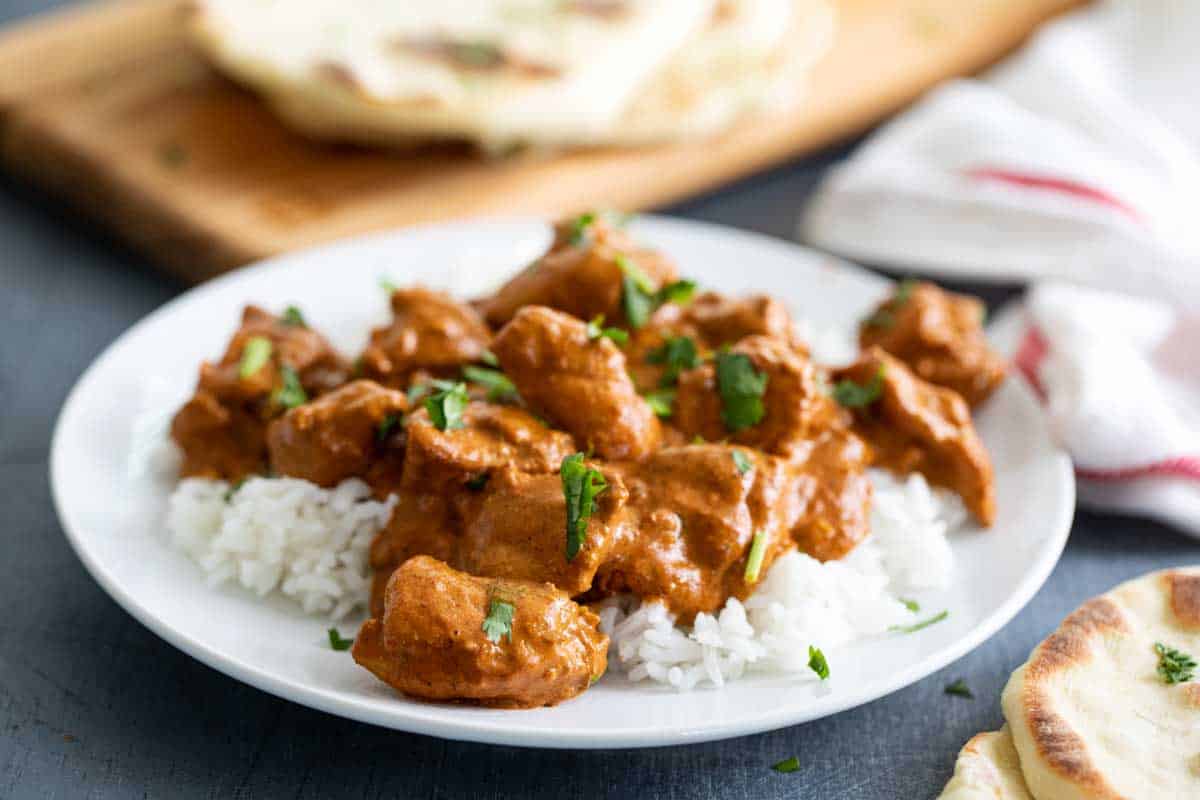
[50,217,1074,749]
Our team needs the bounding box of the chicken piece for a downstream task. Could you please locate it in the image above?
[401,402,576,494]
[491,306,661,460]
[834,348,996,526]
[367,493,458,616]
[790,428,873,561]
[475,215,679,328]
[171,305,349,481]
[367,402,576,611]
[360,287,492,388]
[859,281,1005,406]
[673,335,832,458]
[354,556,608,708]
[597,444,804,621]
[457,464,630,597]
[625,293,805,391]
[682,292,806,353]
[266,380,407,492]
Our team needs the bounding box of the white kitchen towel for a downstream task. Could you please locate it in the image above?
[800,0,1200,533]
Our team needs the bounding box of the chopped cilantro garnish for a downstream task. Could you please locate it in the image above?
[561,453,608,562]
[379,276,398,294]
[585,314,629,345]
[731,449,753,475]
[238,336,272,379]
[715,352,768,432]
[1155,642,1197,684]
[900,597,920,613]
[744,531,768,583]
[808,646,830,680]
[425,382,469,431]
[376,413,401,443]
[646,336,700,386]
[692,434,706,445]
[271,365,308,409]
[642,388,676,418]
[281,306,307,328]
[772,756,801,774]
[944,679,973,698]
[656,279,697,306]
[833,365,885,409]
[617,254,657,329]
[890,609,948,634]
[406,383,430,404]
[223,478,246,504]
[569,211,597,246]
[480,349,499,367]
[462,365,519,403]
[327,628,353,651]
[895,278,919,303]
[482,598,515,644]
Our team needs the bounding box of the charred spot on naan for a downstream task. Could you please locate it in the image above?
[393,38,562,80]
[1015,597,1132,799]
[1165,571,1200,630]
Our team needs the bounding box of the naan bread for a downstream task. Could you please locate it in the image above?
[937,727,1034,800]
[1002,567,1200,800]
[189,0,833,150]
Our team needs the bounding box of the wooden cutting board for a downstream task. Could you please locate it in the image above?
[0,0,1083,282]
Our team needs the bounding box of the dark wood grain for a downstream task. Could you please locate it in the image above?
[0,0,1084,280]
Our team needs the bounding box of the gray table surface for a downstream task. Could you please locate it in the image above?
[1,3,1196,797]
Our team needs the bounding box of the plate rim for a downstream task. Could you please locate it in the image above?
[49,215,1075,749]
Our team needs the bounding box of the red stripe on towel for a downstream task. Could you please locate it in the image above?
[965,167,1142,222]
[1014,326,1200,484]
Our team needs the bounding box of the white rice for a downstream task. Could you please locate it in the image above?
[166,476,396,619]
[597,469,965,691]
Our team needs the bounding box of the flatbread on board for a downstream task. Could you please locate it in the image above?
[189,0,834,150]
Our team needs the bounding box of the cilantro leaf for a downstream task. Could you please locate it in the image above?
[715,352,768,432]
[585,314,629,345]
[833,365,885,409]
[772,756,800,774]
[425,382,469,431]
[617,255,657,329]
[379,276,398,294]
[327,628,354,651]
[271,365,308,410]
[238,336,272,379]
[462,365,519,403]
[646,336,700,387]
[656,279,696,306]
[569,211,597,246]
[480,349,499,367]
[808,646,830,680]
[944,678,973,698]
[890,609,949,634]
[642,388,676,418]
[900,597,920,613]
[1155,642,1197,684]
[560,453,608,562]
[482,598,515,644]
[376,413,401,443]
[895,277,919,303]
[744,530,768,583]
[281,306,307,328]
[731,449,753,475]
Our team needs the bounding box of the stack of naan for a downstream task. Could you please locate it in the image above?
[189,0,834,151]
[939,568,1200,799]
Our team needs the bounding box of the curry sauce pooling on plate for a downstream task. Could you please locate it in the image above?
[170,213,1005,709]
